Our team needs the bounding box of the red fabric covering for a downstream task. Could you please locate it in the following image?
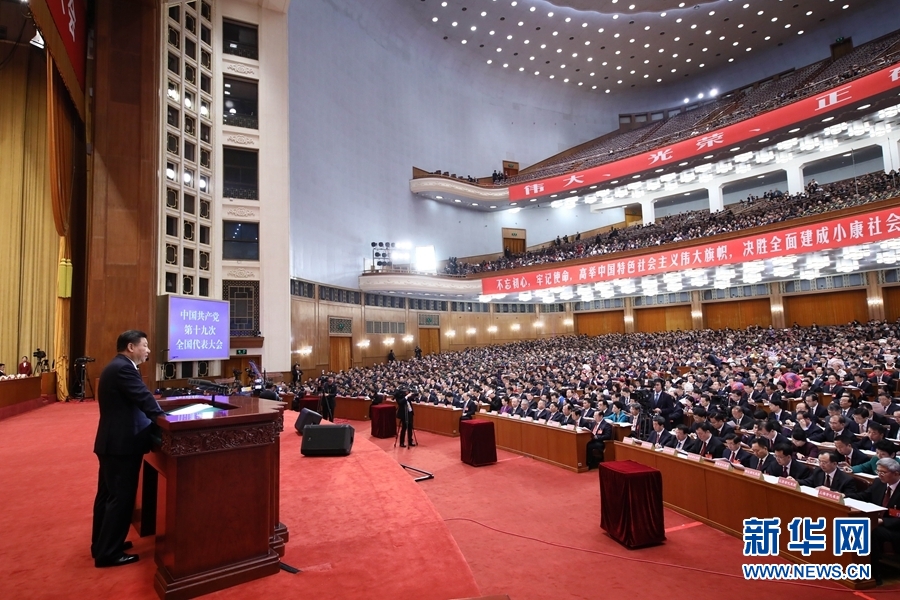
[459,419,497,467]
[298,397,320,413]
[370,403,397,438]
[598,460,666,548]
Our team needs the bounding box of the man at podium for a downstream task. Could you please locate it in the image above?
[91,330,164,568]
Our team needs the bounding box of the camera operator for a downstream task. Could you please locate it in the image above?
[395,387,416,447]
[321,375,337,421]
[291,363,303,388]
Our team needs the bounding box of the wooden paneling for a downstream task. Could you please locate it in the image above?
[703,298,772,330]
[418,328,440,356]
[784,289,868,327]
[83,0,160,383]
[575,311,625,336]
[504,238,525,255]
[329,337,351,372]
[634,305,692,332]
[884,286,900,322]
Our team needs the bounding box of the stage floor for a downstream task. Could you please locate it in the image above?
[0,403,480,600]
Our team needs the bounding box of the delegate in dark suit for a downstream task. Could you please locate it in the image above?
[395,389,416,447]
[798,467,856,495]
[766,459,811,480]
[847,467,900,585]
[91,332,164,567]
[586,417,612,469]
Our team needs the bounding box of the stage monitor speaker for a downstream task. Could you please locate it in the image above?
[294,408,322,435]
[301,424,354,457]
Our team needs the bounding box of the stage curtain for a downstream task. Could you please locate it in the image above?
[47,56,77,400]
[0,45,57,377]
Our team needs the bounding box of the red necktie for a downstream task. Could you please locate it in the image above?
[783,465,788,477]
[700,441,707,456]
[884,486,894,508]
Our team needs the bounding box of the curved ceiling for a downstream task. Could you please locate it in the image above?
[412,0,871,91]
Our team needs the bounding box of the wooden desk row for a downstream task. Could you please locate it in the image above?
[475,412,593,472]
[612,442,884,590]
[333,397,464,437]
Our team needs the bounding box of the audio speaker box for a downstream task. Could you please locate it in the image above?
[294,408,323,435]
[301,424,354,456]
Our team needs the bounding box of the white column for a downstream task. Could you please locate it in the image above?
[641,198,656,225]
[707,184,724,213]
[786,164,805,195]
[878,135,900,173]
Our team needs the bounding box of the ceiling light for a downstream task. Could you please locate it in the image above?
[471,25,476,31]
[432,17,438,22]
[452,21,457,27]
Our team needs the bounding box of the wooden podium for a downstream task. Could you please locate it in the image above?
[135,395,288,600]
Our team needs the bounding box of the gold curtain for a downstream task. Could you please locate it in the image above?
[47,55,77,400]
[0,45,57,386]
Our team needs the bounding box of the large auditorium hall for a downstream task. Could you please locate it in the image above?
[3,0,900,599]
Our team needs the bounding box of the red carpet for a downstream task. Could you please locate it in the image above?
[0,403,480,600]
[367,431,900,600]
[3,403,898,599]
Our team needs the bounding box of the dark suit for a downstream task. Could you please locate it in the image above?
[807,403,828,425]
[650,390,675,421]
[649,429,674,448]
[836,448,870,467]
[747,453,776,473]
[91,354,164,562]
[460,399,477,420]
[693,436,725,459]
[798,468,856,494]
[848,480,900,582]
[800,423,827,443]
[534,408,551,421]
[547,411,565,424]
[766,459,810,480]
[396,391,415,446]
[586,419,612,468]
[723,447,753,466]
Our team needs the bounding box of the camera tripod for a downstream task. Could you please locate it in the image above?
[71,362,95,401]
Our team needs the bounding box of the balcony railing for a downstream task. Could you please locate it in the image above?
[223,113,259,130]
[223,41,258,61]
[223,182,258,200]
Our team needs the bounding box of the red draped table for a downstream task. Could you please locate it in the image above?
[370,403,397,438]
[459,419,497,467]
[598,460,665,548]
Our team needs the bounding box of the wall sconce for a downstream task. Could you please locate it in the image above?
[446,330,456,338]
[357,340,370,348]
[402,335,414,343]
[487,325,498,333]
[867,298,883,306]
[624,315,634,323]
[691,310,703,319]
[563,318,573,326]
[383,337,395,345]
[771,304,784,313]
[511,323,521,332]
[533,321,544,328]
[296,346,313,356]
[466,328,476,335]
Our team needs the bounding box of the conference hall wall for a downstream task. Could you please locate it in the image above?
[286,0,899,291]
[884,286,900,322]
[703,298,773,330]
[783,290,868,327]
[290,296,573,372]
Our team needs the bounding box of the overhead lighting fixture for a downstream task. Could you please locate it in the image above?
[30,31,45,49]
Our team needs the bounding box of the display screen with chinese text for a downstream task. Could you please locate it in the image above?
[167,296,230,361]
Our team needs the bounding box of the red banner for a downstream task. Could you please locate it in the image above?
[509,63,900,201]
[45,0,87,91]
[481,206,900,294]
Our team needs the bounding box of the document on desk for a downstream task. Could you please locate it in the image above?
[167,403,216,416]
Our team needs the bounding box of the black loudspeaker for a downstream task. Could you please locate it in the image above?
[294,408,322,435]
[301,424,354,457]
